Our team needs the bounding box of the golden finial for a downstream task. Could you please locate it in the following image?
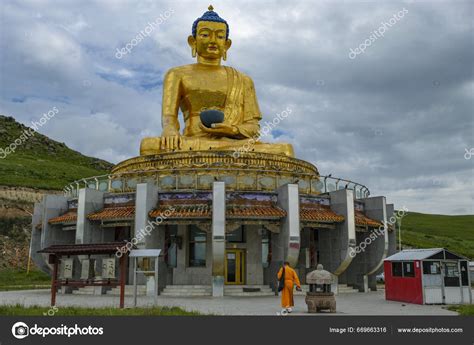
[208,5,214,11]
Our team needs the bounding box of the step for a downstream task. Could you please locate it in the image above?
[225,291,275,297]
[162,290,211,294]
[224,285,274,296]
[163,287,211,292]
[161,292,212,297]
[224,288,273,292]
[163,285,211,288]
[224,285,272,290]
[161,285,212,297]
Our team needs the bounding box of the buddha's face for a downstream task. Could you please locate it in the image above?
[188,21,231,60]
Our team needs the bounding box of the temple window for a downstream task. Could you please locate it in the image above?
[189,226,207,267]
[227,226,245,243]
[165,225,178,268]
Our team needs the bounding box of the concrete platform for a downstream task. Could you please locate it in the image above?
[0,289,459,316]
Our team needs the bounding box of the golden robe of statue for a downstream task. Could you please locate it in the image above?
[140,6,294,157]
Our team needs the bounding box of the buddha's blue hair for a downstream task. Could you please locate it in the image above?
[192,8,229,39]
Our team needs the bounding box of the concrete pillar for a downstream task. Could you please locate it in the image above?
[31,200,48,274]
[212,182,225,297]
[76,188,104,293]
[134,182,158,248]
[362,196,388,291]
[297,228,312,284]
[246,225,263,285]
[346,231,373,291]
[31,195,68,274]
[76,188,104,244]
[277,183,300,266]
[268,183,300,292]
[134,182,167,293]
[319,189,356,290]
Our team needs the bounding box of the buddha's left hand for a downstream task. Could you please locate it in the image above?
[199,123,239,137]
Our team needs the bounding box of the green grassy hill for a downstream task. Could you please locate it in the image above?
[0,115,113,190]
[400,212,474,259]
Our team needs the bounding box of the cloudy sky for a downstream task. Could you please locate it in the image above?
[0,0,472,214]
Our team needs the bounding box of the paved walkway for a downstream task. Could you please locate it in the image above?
[0,289,458,315]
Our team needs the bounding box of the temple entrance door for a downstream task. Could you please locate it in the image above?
[225,249,245,285]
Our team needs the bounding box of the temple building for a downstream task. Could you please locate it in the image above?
[30,6,397,298]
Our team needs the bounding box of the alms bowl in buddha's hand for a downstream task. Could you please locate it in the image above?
[200,109,224,128]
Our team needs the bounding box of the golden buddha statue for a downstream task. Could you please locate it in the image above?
[140,6,294,157]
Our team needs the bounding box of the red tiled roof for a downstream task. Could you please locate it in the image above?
[300,203,345,223]
[149,199,286,220]
[88,206,135,221]
[227,205,286,219]
[150,204,210,219]
[355,211,382,228]
[48,211,77,224]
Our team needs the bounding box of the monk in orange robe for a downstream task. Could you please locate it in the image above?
[277,261,302,312]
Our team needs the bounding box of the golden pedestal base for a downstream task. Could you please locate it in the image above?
[111,151,321,195]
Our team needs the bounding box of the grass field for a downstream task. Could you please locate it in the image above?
[0,305,202,316]
[447,305,474,316]
[400,212,474,259]
[0,115,112,190]
[0,269,51,291]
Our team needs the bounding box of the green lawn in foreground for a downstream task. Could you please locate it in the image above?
[447,305,474,316]
[400,212,474,259]
[0,269,50,291]
[0,305,202,316]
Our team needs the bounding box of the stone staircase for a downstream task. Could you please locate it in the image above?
[224,285,274,297]
[161,285,212,297]
[160,285,275,297]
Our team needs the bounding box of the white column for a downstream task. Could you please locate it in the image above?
[212,181,225,297]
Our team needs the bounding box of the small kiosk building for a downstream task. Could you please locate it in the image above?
[384,248,471,305]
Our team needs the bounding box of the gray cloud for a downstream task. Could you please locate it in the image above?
[0,0,472,214]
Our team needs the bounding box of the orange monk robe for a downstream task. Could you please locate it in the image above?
[277,265,301,308]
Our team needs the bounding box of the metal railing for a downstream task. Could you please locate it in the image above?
[63,169,370,199]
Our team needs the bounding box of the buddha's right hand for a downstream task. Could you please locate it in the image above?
[160,130,182,150]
